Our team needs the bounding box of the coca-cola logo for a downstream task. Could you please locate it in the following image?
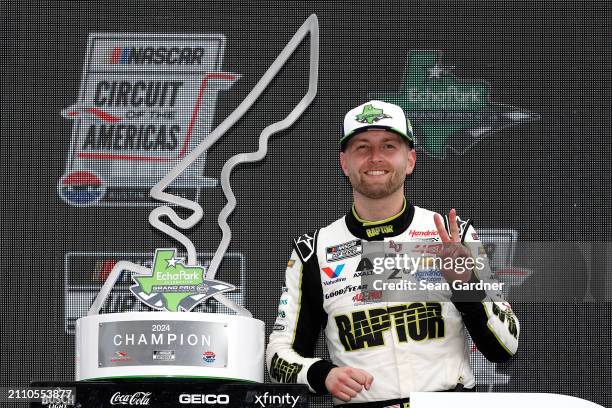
[110,392,152,405]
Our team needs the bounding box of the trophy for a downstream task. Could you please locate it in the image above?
[75,15,319,383]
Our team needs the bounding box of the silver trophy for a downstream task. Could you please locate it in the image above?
[75,15,319,382]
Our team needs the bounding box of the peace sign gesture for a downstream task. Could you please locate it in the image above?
[433,208,473,283]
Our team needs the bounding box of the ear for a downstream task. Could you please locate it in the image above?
[405,148,416,175]
[340,151,349,177]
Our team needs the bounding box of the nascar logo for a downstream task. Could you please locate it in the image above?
[108,46,208,65]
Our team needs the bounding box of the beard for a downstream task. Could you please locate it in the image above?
[349,169,406,199]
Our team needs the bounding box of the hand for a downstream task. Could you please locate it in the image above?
[433,208,473,284]
[325,366,374,402]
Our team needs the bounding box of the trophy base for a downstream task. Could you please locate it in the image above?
[75,312,264,382]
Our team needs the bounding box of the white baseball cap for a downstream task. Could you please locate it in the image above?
[341,100,414,150]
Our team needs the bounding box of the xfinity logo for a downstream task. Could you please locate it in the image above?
[110,392,151,405]
[178,394,229,404]
[254,392,300,408]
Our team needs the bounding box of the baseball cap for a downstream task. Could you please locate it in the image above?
[341,100,414,150]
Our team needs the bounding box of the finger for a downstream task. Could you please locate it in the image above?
[449,208,460,242]
[339,385,358,398]
[434,213,451,242]
[347,368,367,385]
[342,377,364,393]
[352,368,373,390]
[364,373,374,390]
[334,391,352,402]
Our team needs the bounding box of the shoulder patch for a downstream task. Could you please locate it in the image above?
[293,231,317,262]
[443,214,473,242]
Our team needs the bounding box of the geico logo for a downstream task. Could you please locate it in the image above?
[178,394,229,404]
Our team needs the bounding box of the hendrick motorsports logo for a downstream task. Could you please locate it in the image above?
[372,50,539,158]
[60,33,240,206]
[130,249,235,312]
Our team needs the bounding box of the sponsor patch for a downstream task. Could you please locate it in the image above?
[269,353,303,383]
[366,224,393,238]
[323,277,347,286]
[326,239,362,262]
[294,232,316,262]
[413,269,442,283]
[353,258,375,278]
[408,229,438,238]
[322,264,345,279]
[153,350,176,361]
[353,269,375,278]
[388,240,403,252]
[325,284,367,300]
[353,290,383,305]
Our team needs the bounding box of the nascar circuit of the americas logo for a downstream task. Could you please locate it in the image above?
[372,50,540,159]
[59,33,240,206]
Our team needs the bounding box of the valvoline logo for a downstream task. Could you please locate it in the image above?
[58,171,106,206]
[322,264,345,279]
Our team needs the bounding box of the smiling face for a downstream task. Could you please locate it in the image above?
[340,130,416,200]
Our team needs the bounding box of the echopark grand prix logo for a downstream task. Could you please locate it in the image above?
[372,50,540,159]
[59,34,239,206]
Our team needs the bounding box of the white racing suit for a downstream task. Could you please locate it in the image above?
[266,201,519,407]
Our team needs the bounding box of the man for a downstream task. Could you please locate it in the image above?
[266,100,519,407]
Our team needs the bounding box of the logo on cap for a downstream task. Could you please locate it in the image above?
[355,104,392,124]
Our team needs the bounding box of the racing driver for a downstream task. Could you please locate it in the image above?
[266,100,519,407]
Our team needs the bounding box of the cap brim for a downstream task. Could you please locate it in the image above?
[340,125,414,149]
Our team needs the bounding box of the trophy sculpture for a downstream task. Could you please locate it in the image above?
[75,15,319,383]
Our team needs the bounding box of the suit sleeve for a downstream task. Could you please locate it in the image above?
[446,219,520,363]
[266,233,336,393]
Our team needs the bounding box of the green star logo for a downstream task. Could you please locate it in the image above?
[355,104,392,124]
[372,51,539,158]
[130,249,235,312]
